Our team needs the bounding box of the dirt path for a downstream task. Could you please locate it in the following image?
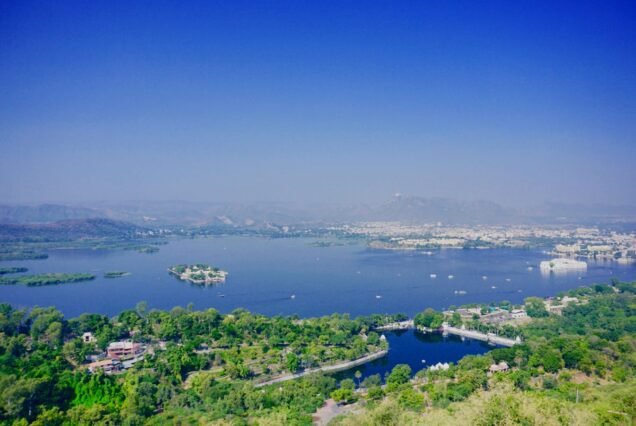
[313,399,358,425]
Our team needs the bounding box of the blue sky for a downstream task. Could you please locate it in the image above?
[1,1,635,206]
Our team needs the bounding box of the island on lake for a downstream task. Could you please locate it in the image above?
[136,246,159,254]
[168,264,228,284]
[539,258,587,273]
[104,271,130,278]
[0,266,28,275]
[0,249,48,261]
[0,272,95,286]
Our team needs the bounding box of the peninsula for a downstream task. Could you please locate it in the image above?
[0,272,95,286]
[168,264,228,284]
[0,266,28,275]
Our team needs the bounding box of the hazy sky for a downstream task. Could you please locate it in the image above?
[1,1,635,207]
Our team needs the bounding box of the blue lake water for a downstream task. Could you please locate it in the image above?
[333,329,495,384]
[0,236,634,319]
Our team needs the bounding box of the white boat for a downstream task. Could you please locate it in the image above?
[375,295,382,299]
[491,286,497,289]
[430,274,437,278]
[290,294,296,299]
[505,278,511,282]
[527,266,534,271]
[448,275,454,279]
[482,275,488,280]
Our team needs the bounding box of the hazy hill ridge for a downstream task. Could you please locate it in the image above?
[0,218,148,242]
[0,204,104,224]
[1,197,635,226]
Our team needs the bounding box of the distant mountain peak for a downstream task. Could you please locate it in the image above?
[369,195,512,224]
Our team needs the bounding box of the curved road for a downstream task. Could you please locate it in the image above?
[254,350,388,388]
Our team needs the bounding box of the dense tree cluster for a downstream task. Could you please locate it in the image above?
[0,281,634,424]
[0,302,391,424]
[335,281,636,425]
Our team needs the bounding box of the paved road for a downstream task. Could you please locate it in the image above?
[254,350,388,388]
[442,325,519,347]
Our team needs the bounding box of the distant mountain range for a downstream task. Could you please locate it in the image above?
[1,196,635,226]
[0,204,102,224]
[364,195,513,224]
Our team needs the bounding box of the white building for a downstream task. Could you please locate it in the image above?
[82,332,96,344]
[540,258,587,273]
[510,309,527,319]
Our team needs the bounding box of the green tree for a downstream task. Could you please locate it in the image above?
[414,308,444,329]
[386,364,411,392]
[354,370,362,387]
[524,297,548,318]
[286,353,300,372]
[398,388,425,411]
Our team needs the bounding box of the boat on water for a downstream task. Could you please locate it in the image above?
[290,294,296,299]
[482,275,488,280]
[454,290,467,295]
[505,278,512,282]
[375,295,382,299]
[430,273,437,278]
[527,266,534,271]
[448,275,454,279]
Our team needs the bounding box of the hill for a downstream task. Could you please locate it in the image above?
[0,204,104,224]
[365,194,514,224]
[0,218,148,242]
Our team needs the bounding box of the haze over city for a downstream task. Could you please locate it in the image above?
[2,1,635,208]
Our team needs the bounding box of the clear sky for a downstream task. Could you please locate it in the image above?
[1,1,635,207]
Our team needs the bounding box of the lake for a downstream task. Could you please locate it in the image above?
[333,329,496,384]
[0,236,634,318]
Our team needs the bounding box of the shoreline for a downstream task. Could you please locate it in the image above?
[254,350,388,388]
[374,322,519,347]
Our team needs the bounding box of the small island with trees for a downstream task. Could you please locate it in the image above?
[0,272,95,286]
[104,271,130,279]
[168,264,228,284]
[0,266,28,275]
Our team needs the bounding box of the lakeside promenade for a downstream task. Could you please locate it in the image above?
[255,320,519,388]
[375,320,414,330]
[254,350,388,388]
[373,321,520,347]
[440,323,519,347]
